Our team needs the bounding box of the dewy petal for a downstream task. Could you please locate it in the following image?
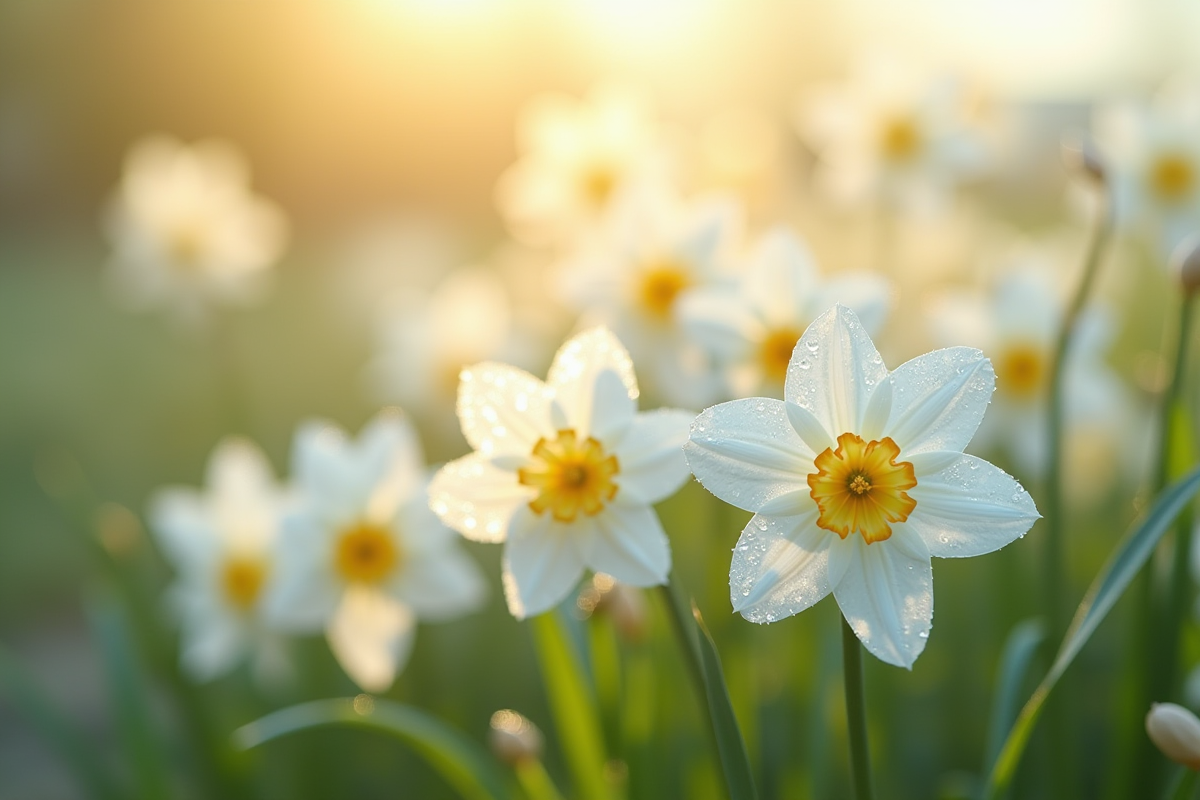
[832,529,933,669]
[786,305,888,437]
[393,547,487,621]
[458,363,556,457]
[685,399,814,513]
[588,369,636,444]
[587,503,671,587]
[612,409,692,506]
[327,587,416,692]
[501,507,587,619]
[731,511,834,623]
[546,327,639,436]
[884,347,995,456]
[429,452,533,543]
[906,452,1040,558]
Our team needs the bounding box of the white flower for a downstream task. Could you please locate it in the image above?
[926,265,1131,479]
[1146,702,1200,770]
[267,410,486,691]
[558,184,740,406]
[680,227,891,399]
[684,305,1039,668]
[429,327,693,619]
[103,136,288,323]
[148,438,289,682]
[794,55,986,214]
[496,84,674,247]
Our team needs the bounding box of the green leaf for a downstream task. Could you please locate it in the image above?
[234,697,514,800]
[982,619,1045,781]
[0,644,125,800]
[983,465,1200,800]
[660,575,759,800]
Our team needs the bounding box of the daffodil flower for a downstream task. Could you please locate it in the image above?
[266,410,486,691]
[684,305,1039,667]
[429,327,693,619]
[148,438,289,683]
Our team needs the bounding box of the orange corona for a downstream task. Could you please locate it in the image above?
[808,432,917,544]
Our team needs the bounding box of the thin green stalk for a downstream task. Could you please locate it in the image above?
[841,619,874,800]
[514,759,568,800]
[1167,767,1200,800]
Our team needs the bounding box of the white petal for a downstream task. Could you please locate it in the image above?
[393,547,487,621]
[786,305,888,437]
[730,512,834,623]
[586,504,671,587]
[684,399,813,513]
[179,616,246,682]
[263,516,341,631]
[147,488,218,567]
[906,452,1040,558]
[588,369,636,443]
[207,437,275,502]
[429,453,532,543]
[356,410,426,523]
[832,530,933,669]
[501,508,587,619]
[612,409,692,506]
[743,228,820,329]
[884,347,995,456]
[291,420,363,524]
[546,327,639,434]
[327,588,416,692]
[784,401,835,454]
[457,363,556,457]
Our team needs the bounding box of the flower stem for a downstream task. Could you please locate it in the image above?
[841,618,874,800]
[514,758,568,800]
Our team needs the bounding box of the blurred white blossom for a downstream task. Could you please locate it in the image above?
[104,135,287,323]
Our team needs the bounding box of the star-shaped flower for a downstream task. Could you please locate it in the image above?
[684,305,1039,667]
[429,327,693,619]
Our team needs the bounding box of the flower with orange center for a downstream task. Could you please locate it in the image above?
[638,261,692,320]
[686,305,1039,668]
[335,523,400,585]
[430,327,693,619]
[221,556,269,612]
[994,342,1046,399]
[879,116,922,162]
[1148,153,1196,203]
[808,434,917,544]
[759,327,804,384]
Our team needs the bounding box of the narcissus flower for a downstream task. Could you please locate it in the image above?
[148,439,289,682]
[684,305,1039,667]
[429,327,693,619]
[267,411,485,691]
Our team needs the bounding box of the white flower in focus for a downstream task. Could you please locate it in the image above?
[926,266,1130,479]
[684,305,1039,668]
[680,227,891,399]
[267,410,486,691]
[559,185,739,406]
[429,327,693,619]
[148,439,289,682]
[496,85,672,247]
[104,136,288,322]
[795,55,986,214]
[1095,76,1200,256]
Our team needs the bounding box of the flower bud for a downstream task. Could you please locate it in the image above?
[1146,702,1200,769]
[489,709,544,766]
[1061,136,1106,184]
[1170,233,1200,296]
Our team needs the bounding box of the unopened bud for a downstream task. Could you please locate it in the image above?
[489,709,544,766]
[599,583,649,644]
[1146,702,1200,769]
[1061,136,1106,184]
[1170,233,1200,295]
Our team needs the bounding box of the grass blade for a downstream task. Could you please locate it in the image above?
[983,465,1200,800]
[983,619,1045,782]
[235,697,514,800]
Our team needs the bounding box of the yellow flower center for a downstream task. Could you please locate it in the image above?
[335,523,400,584]
[517,429,620,523]
[167,221,207,269]
[808,433,917,544]
[880,116,922,162]
[221,556,268,611]
[995,342,1046,399]
[581,163,618,208]
[638,261,691,319]
[1149,153,1196,202]
[759,326,803,383]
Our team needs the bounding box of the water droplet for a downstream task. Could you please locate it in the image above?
[798,358,811,370]
[806,340,820,352]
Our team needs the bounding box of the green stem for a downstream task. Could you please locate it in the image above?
[1167,767,1200,800]
[841,619,874,800]
[514,759,568,800]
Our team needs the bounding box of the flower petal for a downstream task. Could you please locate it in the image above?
[429,453,532,543]
[546,327,639,434]
[906,452,1039,558]
[291,420,363,525]
[179,615,245,682]
[393,547,488,621]
[884,347,995,456]
[588,369,636,443]
[148,488,218,567]
[501,507,587,619]
[786,305,888,437]
[731,512,834,623]
[684,399,813,513]
[327,587,416,692]
[612,409,692,506]
[586,503,671,586]
[458,363,556,457]
[832,529,933,669]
